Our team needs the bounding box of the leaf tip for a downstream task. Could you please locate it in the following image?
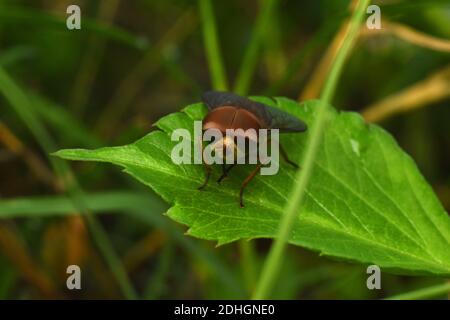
[51,149,69,159]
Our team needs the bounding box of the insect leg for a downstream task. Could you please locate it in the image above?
[217,163,236,184]
[239,163,263,208]
[198,139,212,190]
[280,143,299,169]
[198,163,212,190]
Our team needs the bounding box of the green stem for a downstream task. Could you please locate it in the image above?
[234,0,278,95]
[386,282,450,300]
[95,9,196,137]
[199,0,228,90]
[70,0,121,116]
[144,240,174,299]
[239,241,258,294]
[264,14,341,96]
[199,0,259,296]
[83,212,137,299]
[252,0,371,300]
[0,66,138,300]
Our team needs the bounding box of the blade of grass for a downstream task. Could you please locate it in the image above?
[0,191,164,219]
[0,192,245,297]
[0,46,36,67]
[159,54,203,96]
[262,8,286,84]
[240,240,258,294]
[199,0,228,90]
[29,94,102,148]
[386,282,450,300]
[0,66,138,300]
[0,120,56,188]
[16,93,148,191]
[144,240,174,299]
[70,0,121,116]
[234,0,279,95]
[199,0,255,295]
[360,20,450,53]
[95,8,197,137]
[252,0,371,300]
[299,1,357,100]
[0,256,16,299]
[265,13,344,96]
[0,223,58,298]
[361,65,450,123]
[122,230,166,273]
[0,5,147,51]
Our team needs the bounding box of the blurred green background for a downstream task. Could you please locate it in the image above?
[0,0,449,299]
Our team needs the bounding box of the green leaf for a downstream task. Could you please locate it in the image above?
[54,97,450,276]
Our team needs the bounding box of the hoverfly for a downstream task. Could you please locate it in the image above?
[198,91,307,207]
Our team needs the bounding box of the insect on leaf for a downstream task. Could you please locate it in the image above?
[54,97,450,276]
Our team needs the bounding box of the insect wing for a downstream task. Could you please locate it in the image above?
[237,99,307,133]
[265,105,307,133]
[201,91,249,110]
[201,91,307,132]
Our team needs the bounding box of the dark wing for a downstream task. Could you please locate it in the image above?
[264,104,307,133]
[202,91,251,110]
[201,91,307,133]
